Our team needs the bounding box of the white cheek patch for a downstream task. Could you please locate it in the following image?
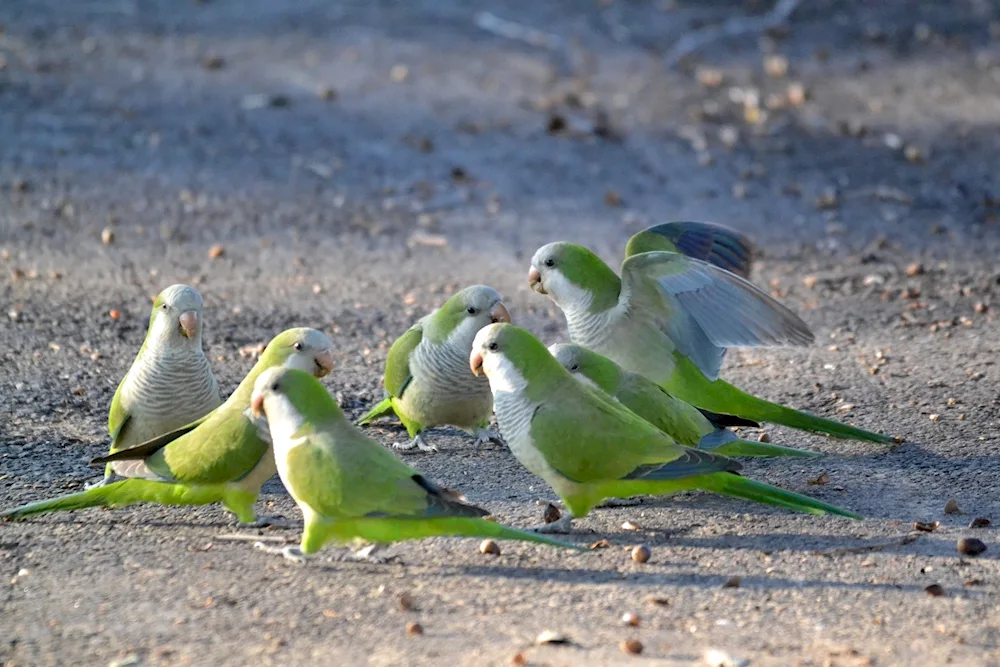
[283,352,316,374]
[263,394,307,445]
[484,353,528,394]
[544,270,593,311]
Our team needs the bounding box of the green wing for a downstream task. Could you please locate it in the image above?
[625,221,755,279]
[529,383,694,483]
[614,376,712,447]
[107,376,131,449]
[92,413,211,464]
[384,325,423,399]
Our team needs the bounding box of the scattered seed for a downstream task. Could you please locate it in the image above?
[786,83,806,106]
[757,432,770,443]
[808,472,831,485]
[903,145,924,164]
[511,653,527,666]
[803,275,818,289]
[604,190,622,207]
[969,518,991,529]
[631,545,651,563]
[621,612,641,627]
[109,309,120,320]
[72,386,85,396]
[312,284,323,294]
[535,630,570,645]
[924,584,946,597]
[764,54,789,77]
[964,578,984,586]
[704,648,750,667]
[815,188,839,210]
[101,227,115,245]
[620,639,643,655]
[974,302,988,314]
[928,414,940,422]
[696,67,724,88]
[905,262,924,276]
[944,499,961,514]
[407,232,448,248]
[913,521,940,532]
[647,596,670,606]
[957,538,987,557]
[479,539,501,556]
[722,576,741,589]
[589,539,611,550]
[390,64,409,83]
[406,622,423,636]
[397,592,416,612]
[208,244,225,259]
[622,521,641,531]
[542,503,562,524]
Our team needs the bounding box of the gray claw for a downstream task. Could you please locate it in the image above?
[393,435,438,453]
[529,515,574,534]
[254,542,305,564]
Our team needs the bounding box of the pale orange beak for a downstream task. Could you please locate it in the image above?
[489,302,511,324]
[314,349,334,377]
[470,350,484,377]
[179,311,198,338]
[527,267,546,294]
[250,392,265,418]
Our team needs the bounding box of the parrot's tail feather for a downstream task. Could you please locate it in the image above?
[704,474,862,519]
[328,517,585,551]
[706,439,823,459]
[356,397,394,426]
[670,366,894,444]
[0,480,225,520]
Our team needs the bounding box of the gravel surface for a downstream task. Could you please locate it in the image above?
[2,1,999,665]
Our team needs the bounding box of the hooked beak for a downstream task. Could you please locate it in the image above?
[489,302,511,324]
[470,350,484,377]
[250,392,265,419]
[528,267,546,294]
[314,348,334,377]
[178,310,198,338]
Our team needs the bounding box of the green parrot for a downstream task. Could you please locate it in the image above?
[93,284,222,487]
[247,367,581,563]
[357,285,511,452]
[1,328,335,525]
[548,344,820,458]
[624,221,755,279]
[527,242,893,444]
[470,324,861,533]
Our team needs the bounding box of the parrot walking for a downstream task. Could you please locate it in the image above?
[548,344,821,458]
[470,324,861,534]
[357,285,511,452]
[92,284,221,488]
[527,240,893,444]
[1,328,335,526]
[248,367,581,563]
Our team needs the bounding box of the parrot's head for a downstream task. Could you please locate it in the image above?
[251,367,340,440]
[148,284,205,346]
[547,343,619,394]
[471,323,560,394]
[259,327,335,379]
[528,242,620,313]
[430,285,511,345]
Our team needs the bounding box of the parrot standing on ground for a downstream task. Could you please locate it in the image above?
[470,324,861,533]
[248,367,581,563]
[1,328,335,525]
[527,241,893,444]
[357,285,511,452]
[93,284,221,488]
[548,344,820,458]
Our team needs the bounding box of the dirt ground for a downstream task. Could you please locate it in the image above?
[2,1,999,665]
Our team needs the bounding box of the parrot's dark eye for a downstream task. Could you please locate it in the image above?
[570,364,579,371]
[293,342,303,351]
[271,383,279,391]
[488,342,498,351]
[544,258,555,268]
[467,307,477,315]
[161,303,168,310]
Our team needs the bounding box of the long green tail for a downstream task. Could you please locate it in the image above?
[314,516,585,552]
[0,479,225,520]
[603,473,861,519]
[708,439,822,458]
[668,356,893,444]
[356,397,394,426]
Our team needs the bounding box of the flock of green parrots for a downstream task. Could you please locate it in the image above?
[2,221,894,563]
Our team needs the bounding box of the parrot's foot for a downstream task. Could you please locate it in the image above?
[349,543,398,564]
[240,515,297,529]
[472,428,504,450]
[530,515,575,534]
[597,496,645,508]
[84,476,115,490]
[253,542,305,564]
[392,435,438,453]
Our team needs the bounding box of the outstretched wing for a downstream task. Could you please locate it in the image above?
[619,251,814,380]
[625,221,755,278]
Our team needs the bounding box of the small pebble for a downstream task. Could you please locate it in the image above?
[757,432,770,443]
[620,639,643,655]
[101,227,115,245]
[974,303,988,314]
[924,584,946,597]
[208,244,225,259]
[397,592,416,612]
[969,518,991,529]
[944,499,961,514]
[109,309,120,320]
[957,538,987,557]
[479,539,501,556]
[406,622,423,636]
[621,521,641,531]
[722,576,741,589]
[631,545,651,563]
[905,262,924,276]
[764,54,789,77]
[621,612,641,627]
[913,521,940,532]
[535,630,569,645]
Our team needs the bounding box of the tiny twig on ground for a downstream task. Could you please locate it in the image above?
[663,0,803,67]
[842,186,914,205]
[216,533,289,543]
[474,12,564,50]
[813,532,921,557]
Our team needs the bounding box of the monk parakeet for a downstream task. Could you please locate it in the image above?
[548,344,820,458]
[247,367,580,563]
[357,285,511,452]
[471,324,861,533]
[1,328,335,525]
[625,221,755,279]
[528,242,892,444]
[93,284,222,488]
